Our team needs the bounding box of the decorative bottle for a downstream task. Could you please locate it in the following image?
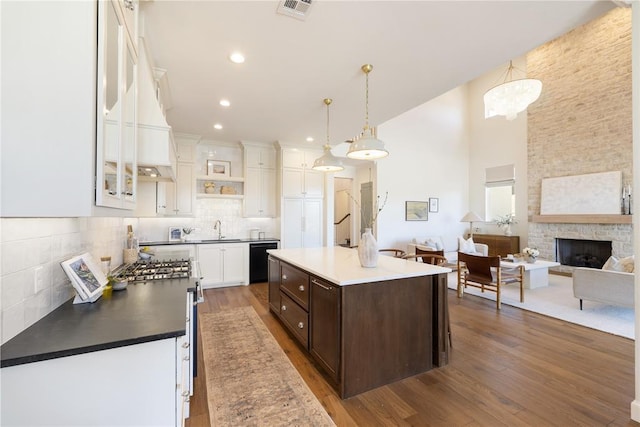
[358,228,379,268]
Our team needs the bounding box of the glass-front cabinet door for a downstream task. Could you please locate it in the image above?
[96,0,137,209]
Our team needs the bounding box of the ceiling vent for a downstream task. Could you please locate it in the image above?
[277,0,312,21]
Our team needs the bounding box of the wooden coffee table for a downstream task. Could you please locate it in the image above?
[500,259,560,289]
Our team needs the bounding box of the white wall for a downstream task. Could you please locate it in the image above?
[466,57,529,247]
[375,86,471,251]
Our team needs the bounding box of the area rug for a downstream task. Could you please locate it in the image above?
[201,306,336,427]
[448,272,635,339]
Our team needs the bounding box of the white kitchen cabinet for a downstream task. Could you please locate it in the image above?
[242,143,276,217]
[282,168,324,198]
[1,1,136,216]
[96,0,138,210]
[244,168,276,217]
[282,198,323,248]
[158,162,195,216]
[1,338,178,426]
[281,148,324,198]
[119,0,138,51]
[245,143,277,169]
[198,243,248,287]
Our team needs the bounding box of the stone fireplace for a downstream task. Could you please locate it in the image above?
[525,7,632,274]
[528,223,631,274]
[555,238,612,269]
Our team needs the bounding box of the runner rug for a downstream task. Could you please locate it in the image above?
[200,306,336,426]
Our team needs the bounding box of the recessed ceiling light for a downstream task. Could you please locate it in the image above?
[229,52,245,64]
[214,124,223,130]
[219,99,230,107]
[306,137,314,142]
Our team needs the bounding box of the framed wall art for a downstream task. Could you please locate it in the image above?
[405,201,429,221]
[207,160,231,177]
[429,197,439,213]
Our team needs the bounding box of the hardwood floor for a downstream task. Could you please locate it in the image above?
[186,283,638,427]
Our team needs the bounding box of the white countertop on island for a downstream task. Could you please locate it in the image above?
[268,246,451,286]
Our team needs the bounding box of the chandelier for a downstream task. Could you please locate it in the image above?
[347,64,389,160]
[312,98,344,172]
[484,60,542,120]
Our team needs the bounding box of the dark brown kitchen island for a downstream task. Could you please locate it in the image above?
[268,246,450,398]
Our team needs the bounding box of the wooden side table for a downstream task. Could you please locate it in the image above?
[472,234,520,257]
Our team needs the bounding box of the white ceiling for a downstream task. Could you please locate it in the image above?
[140,0,616,150]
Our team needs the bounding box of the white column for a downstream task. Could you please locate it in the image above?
[631,1,640,423]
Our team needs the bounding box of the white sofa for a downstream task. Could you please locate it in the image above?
[572,267,634,310]
[407,235,488,264]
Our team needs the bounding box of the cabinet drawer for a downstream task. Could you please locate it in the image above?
[281,263,310,310]
[279,292,309,349]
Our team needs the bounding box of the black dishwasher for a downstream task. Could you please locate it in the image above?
[249,242,278,283]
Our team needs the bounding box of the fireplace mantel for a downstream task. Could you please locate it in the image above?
[530,214,632,224]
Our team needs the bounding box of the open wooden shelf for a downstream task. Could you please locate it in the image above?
[196,193,243,200]
[530,214,632,224]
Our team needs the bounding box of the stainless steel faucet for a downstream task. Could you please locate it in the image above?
[214,220,222,239]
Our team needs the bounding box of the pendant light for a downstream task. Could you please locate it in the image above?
[312,98,344,172]
[484,60,542,120]
[347,64,389,160]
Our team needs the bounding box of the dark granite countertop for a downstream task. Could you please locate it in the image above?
[1,278,195,368]
[141,238,279,246]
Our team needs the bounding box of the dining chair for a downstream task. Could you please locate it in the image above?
[378,248,406,258]
[457,252,524,310]
[414,247,447,266]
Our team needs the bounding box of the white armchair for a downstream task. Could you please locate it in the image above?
[407,235,488,265]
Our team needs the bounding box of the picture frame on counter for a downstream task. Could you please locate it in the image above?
[168,227,183,241]
[61,253,107,303]
[207,159,230,177]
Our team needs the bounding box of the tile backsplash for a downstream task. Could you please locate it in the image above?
[135,199,279,243]
[1,217,128,344]
[0,200,279,345]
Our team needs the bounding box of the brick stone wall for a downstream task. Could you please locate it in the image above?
[526,7,632,269]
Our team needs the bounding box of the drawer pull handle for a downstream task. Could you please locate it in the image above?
[298,285,305,292]
[182,342,190,349]
[282,274,288,280]
[182,391,189,397]
[311,278,333,291]
[298,322,304,329]
[183,356,189,361]
[281,305,287,311]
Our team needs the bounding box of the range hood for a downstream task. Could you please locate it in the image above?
[137,38,176,182]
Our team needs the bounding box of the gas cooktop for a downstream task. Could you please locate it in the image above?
[118,259,191,282]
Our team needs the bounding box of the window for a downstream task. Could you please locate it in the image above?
[485,165,515,222]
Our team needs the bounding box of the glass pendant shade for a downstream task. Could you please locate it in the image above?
[484,61,542,121]
[346,127,388,160]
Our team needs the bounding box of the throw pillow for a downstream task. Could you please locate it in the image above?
[425,238,442,250]
[602,255,634,273]
[618,255,635,273]
[602,256,618,271]
[458,236,476,254]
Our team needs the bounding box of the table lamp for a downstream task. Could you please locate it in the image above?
[460,211,483,238]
